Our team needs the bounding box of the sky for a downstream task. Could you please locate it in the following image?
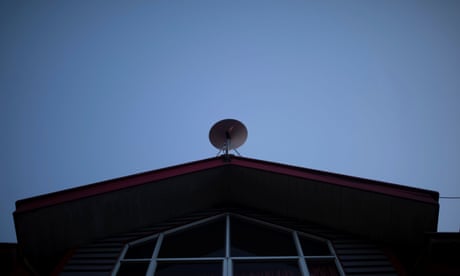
[1,1,459,242]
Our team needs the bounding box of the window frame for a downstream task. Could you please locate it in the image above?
[111,213,345,276]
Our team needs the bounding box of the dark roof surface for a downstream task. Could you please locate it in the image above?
[15,155,438,213]
[14,155,439,274]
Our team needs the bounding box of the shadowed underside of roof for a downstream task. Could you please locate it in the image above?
[15,156,439,213]
[13,156,439,275]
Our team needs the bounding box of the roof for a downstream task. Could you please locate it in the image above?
[15,156,439,212]
[13,155,439,272]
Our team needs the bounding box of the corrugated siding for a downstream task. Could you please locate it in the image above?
[60,208,398,276]
[333,240,397,276]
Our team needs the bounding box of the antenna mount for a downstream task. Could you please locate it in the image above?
[209,119,247,157]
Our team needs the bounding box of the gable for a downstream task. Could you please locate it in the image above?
[13,156,438,274]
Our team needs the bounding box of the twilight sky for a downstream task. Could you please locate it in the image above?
[1,1,459,242]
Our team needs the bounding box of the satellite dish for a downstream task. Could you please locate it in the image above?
[209,119,247,156]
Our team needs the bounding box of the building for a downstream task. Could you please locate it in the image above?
[11,155,460,275]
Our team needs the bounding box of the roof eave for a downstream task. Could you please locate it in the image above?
[15,155,439,214]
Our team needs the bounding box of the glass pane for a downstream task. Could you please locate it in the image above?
[117,261,149,276]
[233,260,301,276]
[298,236,330,256]
[155,262,222,276]
[125,238,157,259]
[230,217,297,256]
[306,259,339,276]
[158,217,225,257]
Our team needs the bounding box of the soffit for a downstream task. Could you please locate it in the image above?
[13,156,439,273]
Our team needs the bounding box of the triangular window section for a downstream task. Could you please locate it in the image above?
[113,214,344,276]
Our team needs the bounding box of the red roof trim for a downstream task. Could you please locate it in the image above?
[15,157,226,213]
[15,156,438,213]
[231,157,439,205]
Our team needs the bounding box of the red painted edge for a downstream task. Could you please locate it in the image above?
[14,156,439,214]
[231,157,439,205]
[15,157,226,213]
[382,247,408,276]
[51,247,75,276]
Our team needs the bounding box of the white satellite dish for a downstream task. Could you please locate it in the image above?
[209,119,247,156]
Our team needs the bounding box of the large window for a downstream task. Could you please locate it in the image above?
[112,214,344,276]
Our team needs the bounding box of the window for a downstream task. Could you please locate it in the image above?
[112,214,344,276]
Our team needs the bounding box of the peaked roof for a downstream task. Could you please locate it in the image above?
[14,155,439,272]
[15,155,438,212]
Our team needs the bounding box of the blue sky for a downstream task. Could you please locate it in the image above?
[1,1,459,242]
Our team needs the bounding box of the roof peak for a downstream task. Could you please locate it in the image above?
[15,156,438,214]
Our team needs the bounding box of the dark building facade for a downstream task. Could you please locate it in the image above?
[12,156,459,275]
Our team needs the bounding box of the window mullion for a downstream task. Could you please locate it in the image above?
[228,259,233,276]
[293,231,310,276]
[327,241,345,276]
[111,245,129,276]
[226,215,230,258]
[146,233,164,276]
[113,213,340,276]
[225,214,230,276]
